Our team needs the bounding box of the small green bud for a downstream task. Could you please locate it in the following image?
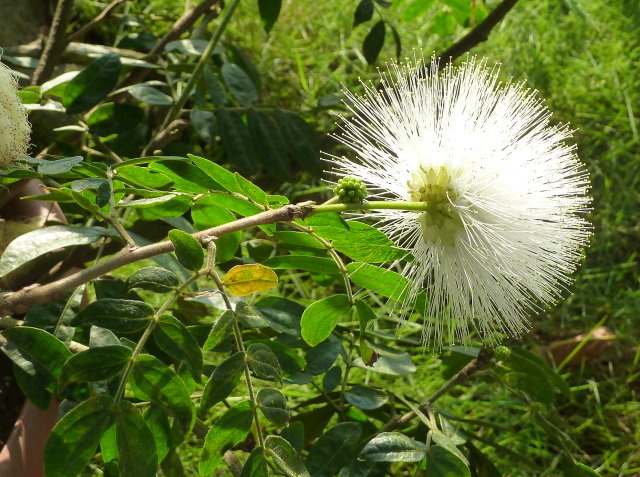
[333,176,368,204]
[493,345,511,361]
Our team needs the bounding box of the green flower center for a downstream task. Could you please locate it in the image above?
[407,165,463,246]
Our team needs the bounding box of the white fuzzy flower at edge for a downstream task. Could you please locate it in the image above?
[0,61,30,167]
[326,56,592,347]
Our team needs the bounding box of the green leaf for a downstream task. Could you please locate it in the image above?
[203,310,234,350]
[361,432,426,462]
[354,352,416,375]
[199,351,244,417]
[258,0,281,32]
[70,298,154,333]
[63,53,121,114]
[153,315,203,380]
[100,424,118,472]
[257,387,289,426]
[307,422,362,477]
[234,172,268,205]
[346,263,408,301]
[136,195,191,220]
[1,327,72,382]
[168,229,204,272]
[59,345,131,389]
[236,301,271,328]
[191,198,241,263]
[201,191,264,219]
[189,154,241,193]
[203,65,229,107]
[38,156,84,175]
[301,294,351,347]
[363,20,386,64]
[241,448,269,477]
[264,255,340,275]
[274,110,321,176]
[13,364,52,410]
[323,366,341,392]
[280,422,305,453]
[149,160,222,193]
[217,109,256,174]
[247,343,282,382]
[130,354,194,431]
[312,221,406,263]
[200,401,254,476]
[114,164,171,188]
[44,395,116,477]
[273,231,324,250]
[0,225,118,277]
[144,405,173,464]
[355,299,376,331]
[116,400,158,477]
[305,340,342,375]
[402,0,435,21]
[190,108,217,142]
[221,63,259,107]
[427,445,470,476]
[127,83,173,105]
[345,385,388,410]
[354,0,374,27]
[248,108,289,178]
[126,266,180,293]
[229,45,262,91]
[265,435,310,477]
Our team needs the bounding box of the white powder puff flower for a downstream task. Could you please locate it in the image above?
[328,57,591,346]
[0,61,30,167]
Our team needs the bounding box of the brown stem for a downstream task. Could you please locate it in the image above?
[435,0,519,68]
[31,0,76,85]
[66,0,127,43]
[0,204,309,311]
[379,349,492,432]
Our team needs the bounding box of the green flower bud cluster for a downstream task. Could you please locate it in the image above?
[333,176,368,204]
[493,345,511,362]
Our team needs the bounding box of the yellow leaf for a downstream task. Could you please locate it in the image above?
[222,264,278,297]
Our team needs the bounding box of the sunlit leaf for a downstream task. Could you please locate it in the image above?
[361,432,426,463]
[264,436,310,477]
[223,264,279,296]
[300,294,351,347]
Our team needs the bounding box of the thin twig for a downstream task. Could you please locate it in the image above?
[32,0,76,85]
[379,349,492,432]
[435,0,519,67]
[141,119,189,157]
[148,0,221,57]
[66,0,127,43]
